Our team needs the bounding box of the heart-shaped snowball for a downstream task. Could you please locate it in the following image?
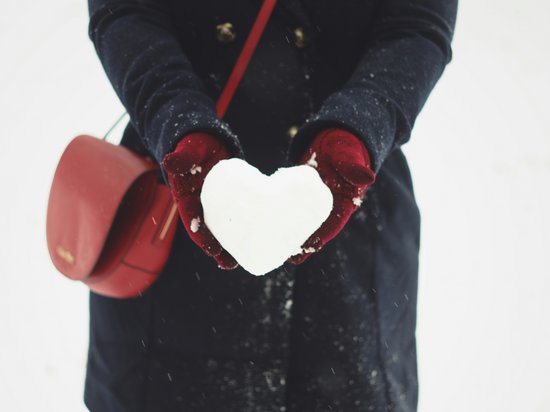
[201,158,333,276]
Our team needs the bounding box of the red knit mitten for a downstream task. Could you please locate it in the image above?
[289,128,376,264]
[162,133,238,269]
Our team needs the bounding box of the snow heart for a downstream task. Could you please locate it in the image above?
[201,158,333,276]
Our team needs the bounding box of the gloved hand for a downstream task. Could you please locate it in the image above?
[162,133,238,269]
[288,128,376,264]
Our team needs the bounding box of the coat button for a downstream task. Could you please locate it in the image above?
[287,125,299,138]
[216,22,236,43]
[293,27,309,48]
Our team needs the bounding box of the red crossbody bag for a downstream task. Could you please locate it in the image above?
[46,0,277,298]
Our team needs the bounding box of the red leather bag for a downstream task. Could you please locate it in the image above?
[46,136,178,298]
[46,0,277,298]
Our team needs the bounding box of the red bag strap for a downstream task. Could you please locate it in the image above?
[104,0,277,139]
[216,0,278,118]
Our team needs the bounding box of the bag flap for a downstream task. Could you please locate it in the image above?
[46,135,160,280]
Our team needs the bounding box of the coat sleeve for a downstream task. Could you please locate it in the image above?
[289,0,458,172]
[87,0,243,163]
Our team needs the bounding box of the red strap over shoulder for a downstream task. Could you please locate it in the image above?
[216,0,278,118]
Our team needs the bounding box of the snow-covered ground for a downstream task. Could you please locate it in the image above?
[1,1,548,411]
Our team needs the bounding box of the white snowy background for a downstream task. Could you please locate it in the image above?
[1,1,549,411]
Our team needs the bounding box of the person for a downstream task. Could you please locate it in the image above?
[85,0,457,411]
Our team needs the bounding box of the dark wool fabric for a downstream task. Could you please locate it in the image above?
[85,1,457,411]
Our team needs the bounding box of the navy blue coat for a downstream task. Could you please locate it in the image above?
[85,1,457,411]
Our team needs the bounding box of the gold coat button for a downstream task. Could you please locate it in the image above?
[293,27,308,48]
[287,125,299,138]
[216,22,236,43]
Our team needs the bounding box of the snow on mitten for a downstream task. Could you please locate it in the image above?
[162,133,238,269]
[288,128,376,264]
